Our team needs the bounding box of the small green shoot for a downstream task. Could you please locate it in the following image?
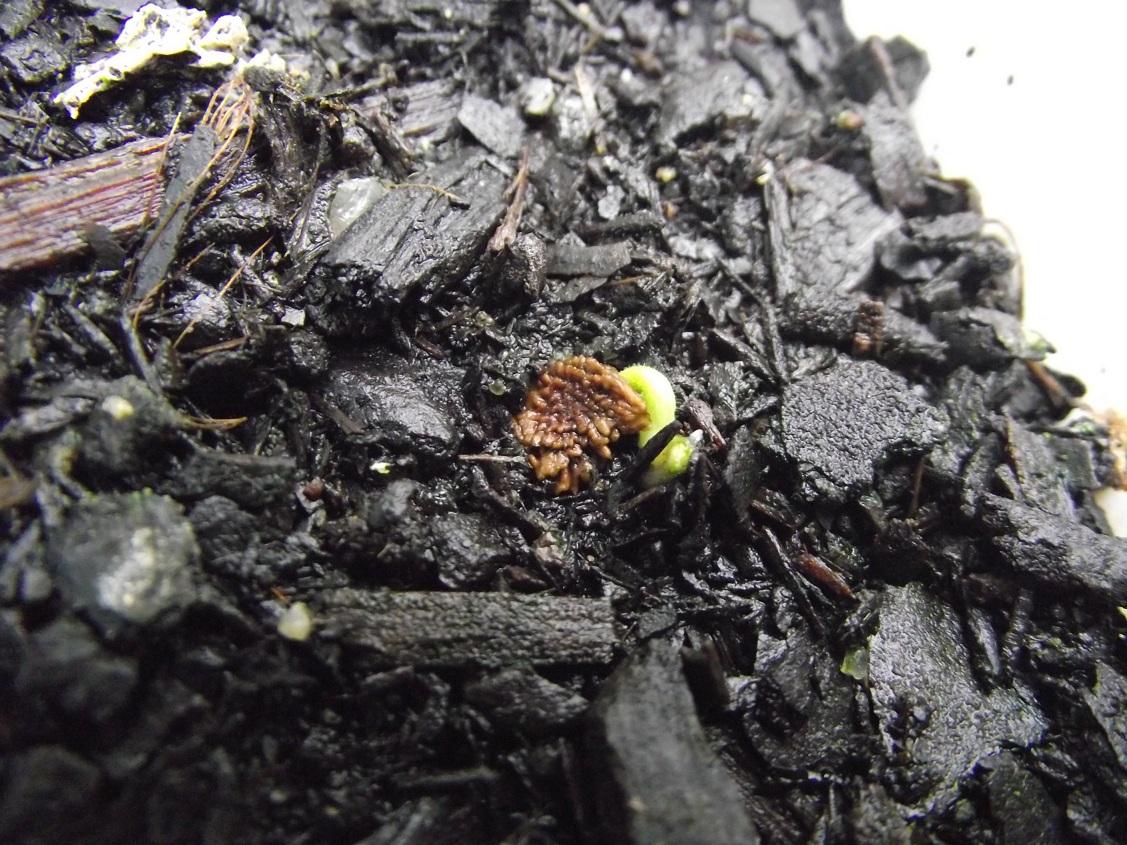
[619,364,694,487]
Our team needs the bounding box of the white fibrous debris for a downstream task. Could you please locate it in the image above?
[245,49,290,76]
[54,4,250,118]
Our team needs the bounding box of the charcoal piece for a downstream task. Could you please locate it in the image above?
[544,274,609,303]
[457,94,524,158]
[1050,435,1101,493]
[319,352,467,458]
[710,360,766,421]
[499,232,546,298]
[321,589,616,667]
[0,29,65,85]
[546,236,631,277]
[863,92,928,209]
[188,495,258,564]
[586,641,759,844]
[984,752,1064,845]
[789,25,838,85]
[983,496,1127,603]
[620,1,662,45]
[281,328,329,382]
[75,376,181,480]
[927,366,997,484]
[731,39,798,97]
[2,397,92,442]
[16,616,138,728]
[0,746,103,845]
[738,626,858,771]
[656,60,763,147]
[392,79,462,146]
[166,287,233,350]
[0,0,44,40]
[849,783,913,844]
[308,151,506,334]
[1084,662,1127,775]
[747,0,806,39]
[930,307,1042,368]
[530,150,581,227]
[766,160,902,295]
[780,358,948,502]
[836,35,930,105]
[47,493,198,635]
[868,585,1046,812]
[1004,419,1074,517]
[778,288,947,365]
[464,667,588,736]
[171,448,297,511]
[906,211,986,243]
[356,797,482,845]
[133,125,217,300]
[186,194,274,248]
[877,233,944,283]
[429,512,512,589]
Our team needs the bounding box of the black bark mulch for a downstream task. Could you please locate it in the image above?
[1,1,1125,843]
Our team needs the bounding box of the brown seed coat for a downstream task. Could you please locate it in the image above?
[512,356,649,494]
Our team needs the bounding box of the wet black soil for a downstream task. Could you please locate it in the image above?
[2,1,1126,843]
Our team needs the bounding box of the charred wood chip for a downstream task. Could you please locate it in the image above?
[464,667,588,736]
[1084,662,1127,776]
[168,448,297,511]
[747,0,806,39]
[546,236,631,278]
[320,589,616,667]
[983,752,1066,845]
[513,356,649,494]
[849,784,914,844]
[0,28,66,86]
[308,151,506,335]
[930,307,1044,369]
[46,492,199,636]
[862,92,929,210]
[836,35,930,106]
[656,60,763,148]
[778,288,948,366]
[868,584,1046,813]
[738,626,859,772]
[498,232,546,299]
[731,37,799,98]
[319,351,468,459]
[586,640,759,844]
[766,160,903,295]
[1003,418,1075,517]
[780,358,948,503]
[983,495,1127,604]
[457,94,524,158]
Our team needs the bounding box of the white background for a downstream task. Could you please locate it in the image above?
[843,1,1127,533]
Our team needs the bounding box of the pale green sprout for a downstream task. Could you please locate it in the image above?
[619,365,695,487]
